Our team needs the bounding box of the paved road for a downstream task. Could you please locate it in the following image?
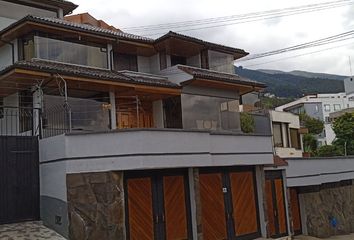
[0,221,65,240]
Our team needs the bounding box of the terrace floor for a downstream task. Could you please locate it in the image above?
[0,221,65,240]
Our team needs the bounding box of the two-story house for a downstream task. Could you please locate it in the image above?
[0,1,298,240]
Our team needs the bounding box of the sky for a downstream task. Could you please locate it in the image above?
[70,0,354,75]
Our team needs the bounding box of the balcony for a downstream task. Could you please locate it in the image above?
[39,128,274,172]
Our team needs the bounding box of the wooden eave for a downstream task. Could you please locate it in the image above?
[154,37,204,57]
[182,78,264,95]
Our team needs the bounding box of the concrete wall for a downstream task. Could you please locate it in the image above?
[186,54,201,68]
[39,130,274,174]
[208,50,234,73]
[286,157,354,187]
[137,54,160,74]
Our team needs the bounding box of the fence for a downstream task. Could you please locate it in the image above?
[0,106,41,137]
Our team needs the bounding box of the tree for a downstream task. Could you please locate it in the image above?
[240,112,255,133]
[332,113,354,155]
[316,145,342,157]
[299,113,324,135]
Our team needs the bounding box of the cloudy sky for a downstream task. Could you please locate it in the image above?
[70,0,354,75]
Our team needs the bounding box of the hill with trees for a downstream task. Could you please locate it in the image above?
[235,66,345,98]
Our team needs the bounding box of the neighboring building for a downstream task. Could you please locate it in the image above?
[269,110,303,158]
[329,107,354,122]
[276,92,354,145]
[344,76,354,94]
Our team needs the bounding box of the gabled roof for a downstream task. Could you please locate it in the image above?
[4,0,78,15]
[155,31,248,58]
[0,15,154,43]
[0,59,179,88]
[177,65,266,88]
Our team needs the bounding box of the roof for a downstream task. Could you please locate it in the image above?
[0,15,154,43]
[155,31,248,57]
[1,59,179,88]
[177,65,266,88]
[9,0,78,15]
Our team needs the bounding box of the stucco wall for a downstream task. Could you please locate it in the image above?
[286,157,354,187]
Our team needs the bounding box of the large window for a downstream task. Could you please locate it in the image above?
[181,94,240,131]
[171,55,187,66]
[324,104,331,112]
[273,122,283,147]
[334,104,341,111]
[21,33,108,69]
[290,128,301,150]
[113,53,138,71]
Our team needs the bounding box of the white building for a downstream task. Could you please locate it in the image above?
[276,92,354,145]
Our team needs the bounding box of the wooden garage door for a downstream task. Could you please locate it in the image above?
[230,171,259,237]
[200,172,228,240]
[290,188,302,235]
[163,175,189,240]
[265,171,288,238]
[126,177,154,240]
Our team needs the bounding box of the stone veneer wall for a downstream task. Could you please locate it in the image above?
[66,172,125,240]
[299,180,354,238]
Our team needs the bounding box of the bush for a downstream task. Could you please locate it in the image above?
[303,133,317,152]
[240,112,255,133]
[316,145,343,157]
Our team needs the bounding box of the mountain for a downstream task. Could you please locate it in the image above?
[257,69,348,81]
[236,67,345,98]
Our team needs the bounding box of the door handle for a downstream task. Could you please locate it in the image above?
[155,215,159,224]
[274,210,277,217]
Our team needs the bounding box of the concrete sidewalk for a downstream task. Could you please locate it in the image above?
[295,234,354,240]
[0,221,65,240]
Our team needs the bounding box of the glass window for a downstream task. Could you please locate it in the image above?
[171,55,187,66]
[114,53,138,71]
[181,94,240,131]
[273,122,283,147]
[334,104,341,111]
[21,34,108,69]
[324,104,331,112]
[290,128,301,150]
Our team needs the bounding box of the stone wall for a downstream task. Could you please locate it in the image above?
[66,172,125,240]
[300,180,354,238]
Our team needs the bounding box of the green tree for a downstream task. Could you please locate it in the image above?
[240,112,255,133]
[299,113,324,135]
[332,113,354,155]
[316,145,342,157]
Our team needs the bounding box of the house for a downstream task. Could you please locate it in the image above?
[0,1,286,240]
[276,92,354,145]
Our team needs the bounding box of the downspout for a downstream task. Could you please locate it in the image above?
[0,39,15,64]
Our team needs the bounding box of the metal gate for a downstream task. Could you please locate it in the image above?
[0,136,40,224]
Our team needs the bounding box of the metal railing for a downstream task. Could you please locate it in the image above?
[0,106,41,137]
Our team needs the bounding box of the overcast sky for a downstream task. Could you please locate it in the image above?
[70,0,354,75]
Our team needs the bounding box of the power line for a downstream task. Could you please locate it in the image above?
[120,0,354,35]
[240,40,354,68]
[236,30,354,62]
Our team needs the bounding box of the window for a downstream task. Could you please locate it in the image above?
[200,50,209,69]
[20,33,108,68]
[325,116,330,123]
[273,122,283,147]
[324,104,331,112]
[114,53,138,71]
[0,97,3,119]
[334,104,341,111]
[159,51,167,70]
[290,128,301,150]
[284,123,290,147]
[19,90,33,133]
[171,55,187,66]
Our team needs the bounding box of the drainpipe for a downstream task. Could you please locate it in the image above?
[0,39,15,64]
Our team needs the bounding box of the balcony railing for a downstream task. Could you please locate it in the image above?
[0,106,41,137]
